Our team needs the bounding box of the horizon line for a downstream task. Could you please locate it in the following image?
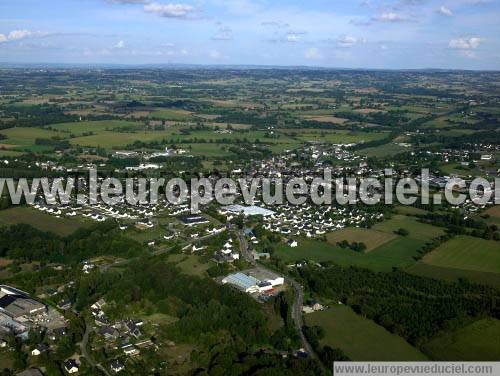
[0,62,499,73]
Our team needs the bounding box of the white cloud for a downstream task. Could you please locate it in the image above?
[144,2,195,18]
[286,32,303,43]
[115,40,125,48]
[209,49,222,59]
[8,29,35,40]
[372,12,409,22]
[211,26,233,41]
[106,0,148,3]
[261,21,289,29]
[337,35,359,47]
[449,37,481,49]
[438,6,453,16]
[460,50,477,58]
[304,47,321,59]
[0,29,49,43]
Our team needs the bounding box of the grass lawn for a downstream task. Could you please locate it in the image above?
[47,120,140,134]
[142,312,178,326]
[306,306,427,361]
[326,228,396,252]
[406,262,500,290]
[422,236,500,274]
[395,206,428,216]
[274,215,444,271]
[0,149,24,157]
[423,318,500,360]
[295,130,386,144]
[372,215,444,240]
[0,206,90,236]
[149,108,193,121]
[0,351,14,370]
[69,129,174,148]
[357,143,408,158]
[166,254,212,277]
[0,127,64,151]
[275,236,426,272]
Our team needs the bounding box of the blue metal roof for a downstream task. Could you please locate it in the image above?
[224,272,259,290]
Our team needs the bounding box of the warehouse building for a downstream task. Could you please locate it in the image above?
[222,269,285,294]
[222,272,260,293]
[0,286,46,320]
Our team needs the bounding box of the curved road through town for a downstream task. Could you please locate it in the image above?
[236,231,316,358]
[79,317,111,376]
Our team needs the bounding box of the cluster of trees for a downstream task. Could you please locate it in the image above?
[394,228,409,236]
[413,130,500,149]
[0,222,142,264]
[297,264,500,347]
[270,291,301,351]
[414,233,455,261]
[418,211,500,240]
[34,138,71,150]
[1,104,79,128]
[336,240,367,252]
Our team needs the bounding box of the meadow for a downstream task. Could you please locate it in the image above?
[423,318,500,361]
[149,108,194,121]
[275,215,445,271]
[406,262,500,289]
[305,305,428,361]
[326,227,396,252]
[422,236,500,274]
[0,206,90,236]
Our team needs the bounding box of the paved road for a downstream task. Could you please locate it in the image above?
[236,231,316,358]
[79,319,111,376]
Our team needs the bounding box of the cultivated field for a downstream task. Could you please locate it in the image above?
[306,306,428,361]
[326,227,396,252]
[422,236,500,274]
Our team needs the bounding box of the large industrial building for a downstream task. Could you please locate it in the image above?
[221,205,275,217]
[0,285,47,336]
[222,270,284,294]
[0,286,46,320]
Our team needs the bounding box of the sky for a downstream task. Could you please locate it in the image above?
[0,0,499,69]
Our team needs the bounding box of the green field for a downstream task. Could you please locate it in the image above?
[275,216,444,271]
[356,142,408,158]
[326,227,396,252]
[0,127,63,151]
[422,236,500,274]
[294,130,386,144]
[0,206,90,236]
[47,120,140,134]
[423,319,500,360]
[406,262,500,289]
[275,236,426,272]
[166,253,212,277]
[306,306,427,361]
[372,215,444,240]
[149,108,193,121]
